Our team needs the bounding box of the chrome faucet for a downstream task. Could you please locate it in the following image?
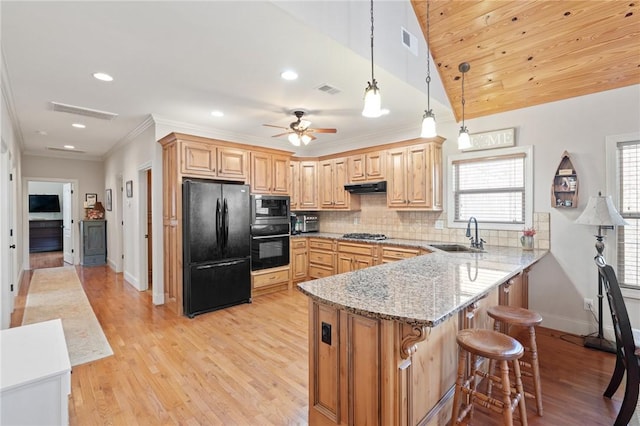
[466,216,485,250]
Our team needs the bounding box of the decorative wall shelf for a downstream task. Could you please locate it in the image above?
[551,151,578,208]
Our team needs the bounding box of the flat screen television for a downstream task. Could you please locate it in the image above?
[29,194,61,213]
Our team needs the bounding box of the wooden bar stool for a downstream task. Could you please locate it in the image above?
[451,328,528,426]
[487,305,543,416]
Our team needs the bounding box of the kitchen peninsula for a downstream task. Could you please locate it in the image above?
[297,238,546,426]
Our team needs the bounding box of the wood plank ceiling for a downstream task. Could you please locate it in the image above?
[410,0,640,121]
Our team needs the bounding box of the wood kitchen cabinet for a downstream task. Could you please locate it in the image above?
[291,160,319,211]
[181,139,248,181]
[308,238,336,279]
[337,241,378,273]
[251,265,290,297]
[380,245,421,264]
[250,152,290,195]
[386,138,444,210]
[348,151,386,182]
[319,157,360,210]
[291,238,308,284]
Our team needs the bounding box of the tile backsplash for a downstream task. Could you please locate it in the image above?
[316,194,550,250]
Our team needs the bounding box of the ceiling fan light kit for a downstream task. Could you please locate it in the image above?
[362,0,383,118]
[263,110,336,147]
[420,0,437,138]
[457,61,472,150]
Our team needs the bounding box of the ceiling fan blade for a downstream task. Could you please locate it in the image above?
[271,132,291,138]
[309,134,317,141]
[263,124,289,130]
[307,128,337,134]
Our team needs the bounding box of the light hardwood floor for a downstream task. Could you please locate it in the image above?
[11,262,631,425]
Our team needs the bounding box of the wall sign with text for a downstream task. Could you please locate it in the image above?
[464,128,515,151]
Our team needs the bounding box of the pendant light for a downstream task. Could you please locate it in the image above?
[457,62,472,150]
[420,0,437,138]
[362,0,382,118]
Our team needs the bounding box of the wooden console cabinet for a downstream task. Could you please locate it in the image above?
[29,219,63,252]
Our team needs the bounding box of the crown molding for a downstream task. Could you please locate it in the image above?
[1,48,25,152]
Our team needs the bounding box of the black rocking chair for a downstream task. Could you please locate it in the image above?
[596,259,639,426]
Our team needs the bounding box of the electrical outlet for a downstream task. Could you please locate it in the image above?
[583,298,594,311]
[435,220,444,230]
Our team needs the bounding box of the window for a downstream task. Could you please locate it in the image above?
[616,140,639,289]
[448,146,533,230]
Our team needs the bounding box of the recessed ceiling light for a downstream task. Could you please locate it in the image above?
[93,72,113,82]
[64,145,75,150]
[72,123,86,129]
[281,70,298,81]
[210,110,224,117]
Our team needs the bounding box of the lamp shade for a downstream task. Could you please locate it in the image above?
[362,84,382,118]
[287,133,301,147]
[420,111,437,138]
[575,195,629,226]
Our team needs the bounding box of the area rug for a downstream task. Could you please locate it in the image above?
[22,266,113,366]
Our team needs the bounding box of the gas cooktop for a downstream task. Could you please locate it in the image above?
[342,233,388,240]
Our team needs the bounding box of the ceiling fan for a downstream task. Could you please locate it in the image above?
[263,110,337,146]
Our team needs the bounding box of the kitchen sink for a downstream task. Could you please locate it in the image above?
[429,244,484,253]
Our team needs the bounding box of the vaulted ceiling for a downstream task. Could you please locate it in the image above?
[411,0,640,121]
[2,1,639,160]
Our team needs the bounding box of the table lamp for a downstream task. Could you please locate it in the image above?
[574,192,628,353]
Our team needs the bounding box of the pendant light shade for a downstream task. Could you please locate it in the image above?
[457,62,471,150]
[362,0,383,118]
[421,110,437,138]
[420,0,437,138]
[362,80,382,118]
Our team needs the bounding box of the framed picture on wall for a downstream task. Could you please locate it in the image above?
[126,180,133,198]
[105,189,112,211]
[85,193,97,208]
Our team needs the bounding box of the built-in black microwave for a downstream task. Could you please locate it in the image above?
[250,195,290,225]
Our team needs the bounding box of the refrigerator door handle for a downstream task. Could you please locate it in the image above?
[216,199,222,251]
[223,198,229,249]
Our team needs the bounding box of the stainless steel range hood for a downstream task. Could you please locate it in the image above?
[344,181,387,194]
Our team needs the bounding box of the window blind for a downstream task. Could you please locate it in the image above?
[617,140,639,288]
[452,153,526,224]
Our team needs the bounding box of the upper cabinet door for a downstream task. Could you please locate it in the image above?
[181,141,217,177]
[271,154,290,195]
[217,147,248,181]
[299,161,319,210]
[365,151,385,181]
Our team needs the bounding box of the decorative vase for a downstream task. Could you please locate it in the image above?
[520,235,534,251]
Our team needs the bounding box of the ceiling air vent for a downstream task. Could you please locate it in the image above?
[316,84,341,95]
[50,101,118,120]
[47,146,86,154]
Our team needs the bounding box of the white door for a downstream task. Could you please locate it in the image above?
[62,183,74,264]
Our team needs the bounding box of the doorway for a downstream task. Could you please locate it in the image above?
[25,179,77,270]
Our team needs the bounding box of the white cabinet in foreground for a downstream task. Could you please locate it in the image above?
[1,319,71,425]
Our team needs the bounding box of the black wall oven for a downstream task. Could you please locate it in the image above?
[250,223,290,271]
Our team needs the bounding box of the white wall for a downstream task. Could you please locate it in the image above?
[1,75,24,328]
[103,119,161,302]
[435,84,640,335]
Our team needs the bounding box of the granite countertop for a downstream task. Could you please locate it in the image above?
[295,233,547,327]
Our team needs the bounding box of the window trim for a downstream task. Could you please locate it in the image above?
[447,145,533,231]
[606,132,640,295]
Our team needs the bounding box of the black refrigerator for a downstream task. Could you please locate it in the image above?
[183,179,251,317]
